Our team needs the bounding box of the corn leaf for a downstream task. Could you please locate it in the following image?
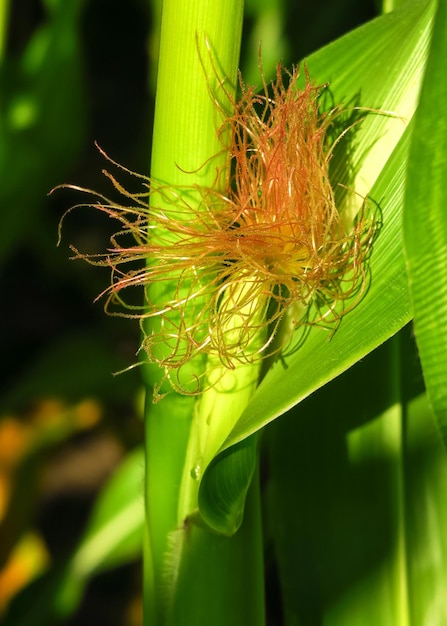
[403,0,447,446]
[222,0,434,453]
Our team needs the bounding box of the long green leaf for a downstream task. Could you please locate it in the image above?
[221,0,434,452]
[403,0,447,446]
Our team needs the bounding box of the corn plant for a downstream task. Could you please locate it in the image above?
[2,0,447,624]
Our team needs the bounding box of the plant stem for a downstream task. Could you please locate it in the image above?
[142,1,266,624]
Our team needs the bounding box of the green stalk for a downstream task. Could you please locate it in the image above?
[149,0,242,186]
[143,1,265,624]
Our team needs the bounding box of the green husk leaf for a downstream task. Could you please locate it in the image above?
[198,435,258,535]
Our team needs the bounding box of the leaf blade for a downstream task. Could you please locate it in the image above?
[403,0,447,446]
[223,0,435,451]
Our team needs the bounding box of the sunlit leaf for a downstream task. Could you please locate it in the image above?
[403,0,447,446]
[222,0,434,452]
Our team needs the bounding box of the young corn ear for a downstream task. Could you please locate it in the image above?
[59,65,374,396]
